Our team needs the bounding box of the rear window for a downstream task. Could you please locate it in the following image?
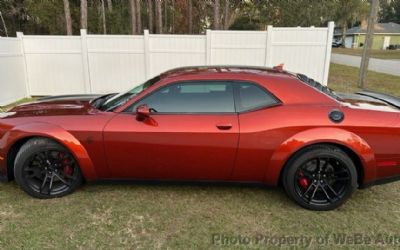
[235,82,279,112]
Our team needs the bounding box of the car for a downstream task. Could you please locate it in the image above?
[1,66,400,211]
[332,40,343,48]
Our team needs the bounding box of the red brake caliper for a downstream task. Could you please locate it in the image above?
[59,153,73,176]
[298,171,310,189]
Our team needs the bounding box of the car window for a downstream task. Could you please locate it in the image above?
[235,82,279,112]
[129,81,235,113]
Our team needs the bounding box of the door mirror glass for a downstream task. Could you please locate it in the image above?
[136,104,150,121]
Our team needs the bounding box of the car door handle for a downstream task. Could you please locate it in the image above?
[216,123,232,130]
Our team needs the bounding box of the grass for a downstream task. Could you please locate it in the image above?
[332,48,400,60]
[328,63,400,96]
[2,65,400,249]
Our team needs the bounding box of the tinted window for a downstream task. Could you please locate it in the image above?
[130,82,235,113]
[236,83,278,112]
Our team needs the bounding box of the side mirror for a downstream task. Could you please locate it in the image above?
[136,104,150,121]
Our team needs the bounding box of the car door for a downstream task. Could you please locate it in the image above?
[103,80,239,180]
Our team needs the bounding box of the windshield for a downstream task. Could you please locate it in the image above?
[297,74,340,100]
[100,75,160,111]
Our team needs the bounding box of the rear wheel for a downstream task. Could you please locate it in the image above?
[282,145,357,211]
[14,138,83,199]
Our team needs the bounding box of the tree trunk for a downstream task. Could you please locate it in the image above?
[135,0,142,34]
[101,0,107,34]
[63,0,73,35]
[223,0,229,29]
[0,11,8,37]
[147,0,154,33]
[213,0,221,30]
[107,0,113,12]
[129,0,137,34]
[341,22,347,48]
[188,0,193,33]
[155,0,163,34]
[171,0,175,33]
[164,0,168,32]
[80,0,88,30]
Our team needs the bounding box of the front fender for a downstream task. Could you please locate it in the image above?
[264,127,376,185]
[0,122,97,181]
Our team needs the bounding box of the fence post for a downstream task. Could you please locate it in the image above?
[143,30,151,79]
[16,32,30,98]
[206,29,211,65]
[80,29,92,93]
[265,25,273,67]
[322,21,334,86]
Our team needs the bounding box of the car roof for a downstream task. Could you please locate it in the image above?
[159,65,294,79]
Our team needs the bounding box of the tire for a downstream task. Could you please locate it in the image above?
[282,145,357,211]
[14,138,83,199]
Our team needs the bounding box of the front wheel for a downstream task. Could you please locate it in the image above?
[14,138,83,199]
[282,145,358,211]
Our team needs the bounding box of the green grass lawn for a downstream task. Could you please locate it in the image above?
[2,65,400,249]
[332,48,400,60]
[328,63,400,96]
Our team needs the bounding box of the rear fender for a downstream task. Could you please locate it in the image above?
[265,127,375,185]
[0,122,97,180]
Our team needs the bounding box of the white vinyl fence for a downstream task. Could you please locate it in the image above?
[0,22,334,105]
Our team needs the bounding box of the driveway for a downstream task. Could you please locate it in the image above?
[331,53,400,76]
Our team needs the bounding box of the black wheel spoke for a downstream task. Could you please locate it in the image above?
[54,173,70,186]
[326,183,339,197]
[320,185,332,203]
[40,175,48,194]
[48,175,54,195]
[309,184,319,202]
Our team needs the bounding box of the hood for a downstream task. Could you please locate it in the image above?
[337,92,400,112]
[4,94,102,118]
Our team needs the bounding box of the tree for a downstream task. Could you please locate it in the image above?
[155,0,162,33]
[0,10,8,36]
[380,0,400,23]
[135,0,141,34]
[62,0,73,35]
[101,0,106,34]
[147,0,154,33]
[129,0,137,34]
[334,0,369,46]
[80,0,87,30]
[107,0,113,12]
[188,0,193,33]
[213,0,221,29]
[223,0,229,29]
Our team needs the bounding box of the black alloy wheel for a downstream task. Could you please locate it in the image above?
[14,138,83,198]
[283,145,357,211]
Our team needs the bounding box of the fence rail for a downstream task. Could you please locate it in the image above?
[0,22,334,106]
